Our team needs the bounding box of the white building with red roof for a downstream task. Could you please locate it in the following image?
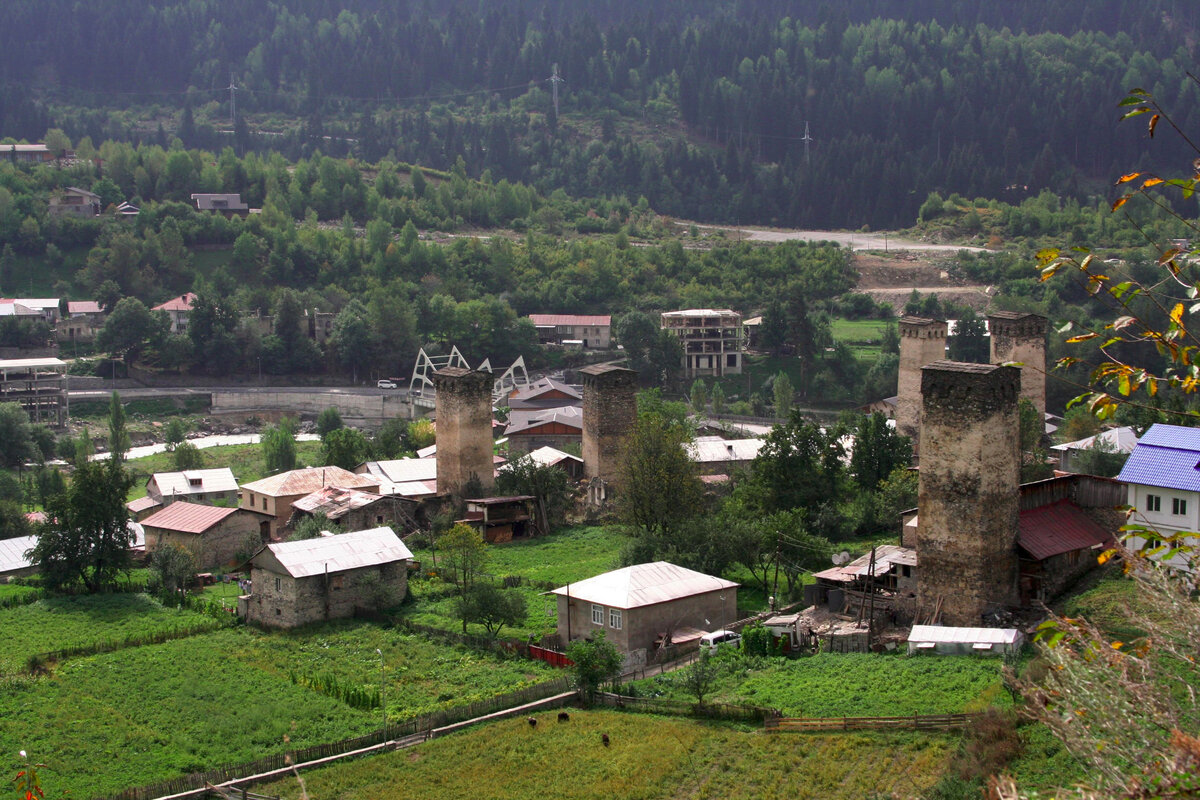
[153,292,197,333]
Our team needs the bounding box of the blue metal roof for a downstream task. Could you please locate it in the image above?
[1117,423,1200,492]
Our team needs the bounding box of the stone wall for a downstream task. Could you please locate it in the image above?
[896,317,948,443]
[988,311,1048,420]
[246,561,407,629]
[144,510,261,570]
[916,361,1021,626]
[211,390,414,428]
[433,368,495,494]
[580,364,637,483]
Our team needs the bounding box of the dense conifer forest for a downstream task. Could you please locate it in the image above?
[3,0,1198,228]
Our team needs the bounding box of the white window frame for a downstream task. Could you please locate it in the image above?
[591,604,604,625]
[609,608,622,630]
[1146,494,1162,512]
[1173,497,1188,516]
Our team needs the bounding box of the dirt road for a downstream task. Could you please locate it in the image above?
[687,223,987,253]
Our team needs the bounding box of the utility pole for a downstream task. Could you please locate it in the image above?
[226,71,237,126]
[801,121,813,166]
[549,63,564,119]
[771,534,782,612]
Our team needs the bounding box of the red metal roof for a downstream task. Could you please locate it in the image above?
[1018,500,1114,561]
[141,502,239,534]
[152,292,197,312]
[528,314,611,327]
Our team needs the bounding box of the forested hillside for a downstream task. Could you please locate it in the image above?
[2,0,1197,228]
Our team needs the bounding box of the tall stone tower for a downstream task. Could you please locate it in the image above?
[896,317,948,442]
[581,364,638,484]
[988,311,1048,421]
[432,367,494,495]
[916,361,1021,626]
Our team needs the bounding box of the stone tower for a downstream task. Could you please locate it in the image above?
[432,367,494,495]
[916,361,1021,626]
[581,363,638,484]
[988,311,1048,421]
[896,317,948,442]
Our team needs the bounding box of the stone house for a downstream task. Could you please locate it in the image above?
[288,485,418,535]
[504,406,582,456]
[240,527,412,629]
[140,502,264,570]
[686,436,765,477]
[240,466,380,541]
[552,562,738,669]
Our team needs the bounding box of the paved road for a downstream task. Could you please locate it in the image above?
[687,223,988,253]
[68,384,411,400]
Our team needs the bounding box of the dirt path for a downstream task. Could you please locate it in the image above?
[685,223,988,253]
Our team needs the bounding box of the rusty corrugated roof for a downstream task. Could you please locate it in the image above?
[1018,500,1114,561]
[242,466,379,497]
[141,502,239,534]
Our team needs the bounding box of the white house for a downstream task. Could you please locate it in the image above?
[1116,423,1200,571]
[1051,426,1138,473]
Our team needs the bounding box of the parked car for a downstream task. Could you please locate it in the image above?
[377,379,398,389]
[699,629,741,652]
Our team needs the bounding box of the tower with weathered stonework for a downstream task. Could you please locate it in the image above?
[988,311,1048,421]
[581,364,638,484]
[897,317,948,442]
[917,361,1021,626]
[433,367,494,495]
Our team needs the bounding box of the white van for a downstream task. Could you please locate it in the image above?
[699,629,741,652]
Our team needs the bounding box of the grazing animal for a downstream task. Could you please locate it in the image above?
[527,716,538,728]
[601,733,610,747]
[557,712,570,723]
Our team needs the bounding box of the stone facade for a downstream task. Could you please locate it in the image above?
[245,561,408,629]
[433,367,495,494]
[988,311,1048,420]
[555,589,737,669]
[917,361,1021,626]
[896,317,948,443]
[580,364,638,484]
[143,510,262,571]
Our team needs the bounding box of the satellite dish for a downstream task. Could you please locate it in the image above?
[832,551,851,566]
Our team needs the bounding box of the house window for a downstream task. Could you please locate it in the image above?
[901,565,911,578]
[591,604,604,625]
[275,577,281,591]
[1173,498,1188,516]
[331,575,344,591]
[262,497,267,510]
[275,608,281,616]
[727,354,737,367]
[1146,494,1162,512]
[609,608,622,629]
[1066,550,1080,566]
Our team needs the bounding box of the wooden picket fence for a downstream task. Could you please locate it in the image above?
[764,712,982,733]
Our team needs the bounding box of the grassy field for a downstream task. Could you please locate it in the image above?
[637,652,1007,717]
[0,592,220,672]
[0,620,560,798]
[0,582,41,604]
[125,440,324,500]
[256,709,956,800]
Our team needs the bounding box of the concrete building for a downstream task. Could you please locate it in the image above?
[433,367,495,495]
[48,187,101,218]
[0,357,68,425]
[661,309,744,377]
[916,361,1021,626]
[896,317,947,441]
[581,363,637,484]
[141,502,263,570]
[146,468,239,508]
[1116,423,1200,571]
[191,193,249,217]
[989,311,1048,421]
[240,467,380,541]
[551,562,738,668]
[528,314,612,349]
[57,300,105,344]
[241,527,412,629]
[153,293,197,334]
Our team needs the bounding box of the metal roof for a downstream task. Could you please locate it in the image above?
[661,309,740,318]
[813,545,917,583]
[149,468,238,497]
[1017,500,1114,561]
[908,625,1022,646]
[527,314,611,327]
[126,496,162,514]
[67,300,102,315]
[1051,426,1138,454]
[509,376,582,402]
[509,446,583,470]
[505,405,583,435]
[368,458,438,484]
[0,535,37,574]
[0,357,67,370]
[1117,423,1200,492]
[552,561,737,610]
[242,466,379,497]
[255,527,413,578]
[141,502,240,534]
[292,486,384,519]
[686,438,765,464]
[152,292,197,312]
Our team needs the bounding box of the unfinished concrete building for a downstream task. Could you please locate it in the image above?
[917,361,1021,626]
[581,363,638,484]
[988,311,1048,421]
[433,367,495,495]
[896,317,947,442]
